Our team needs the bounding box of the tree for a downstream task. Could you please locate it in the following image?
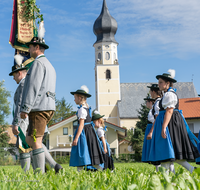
[48,97,76,126]
[129,96,150,161]
[0,80,11,156]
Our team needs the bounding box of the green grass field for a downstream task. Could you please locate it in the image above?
[0,163,200,190]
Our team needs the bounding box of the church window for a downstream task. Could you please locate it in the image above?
[106,69,111,80]
[105,52,110,60]
[114,52,116,60]
[98,53,101,60]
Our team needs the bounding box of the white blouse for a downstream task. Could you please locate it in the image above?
[154,98,161,116]
[77,106,88,120]
[148,109,155,123]
[97,127,105,138]
[162,89,178,109]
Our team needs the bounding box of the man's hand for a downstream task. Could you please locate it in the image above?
[12,125,19,135]
[20,112,28,119]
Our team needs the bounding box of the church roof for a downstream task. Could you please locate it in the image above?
[118,82,198,118]
[93,0,118,45]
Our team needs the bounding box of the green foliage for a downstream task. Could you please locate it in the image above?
[0,163,199,189]
[135,103,150,133]
[0,80,12,157]
[20,0,43,24]
[129,100,149,161]
[48,97,76,126]
[130,128,144,161]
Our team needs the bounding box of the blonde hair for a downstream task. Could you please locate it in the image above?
[76,94,89,108]
[95,118,105,127]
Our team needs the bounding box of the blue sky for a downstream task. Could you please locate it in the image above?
[1,0,200,124]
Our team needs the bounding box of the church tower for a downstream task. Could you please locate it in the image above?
[93,0,121,125]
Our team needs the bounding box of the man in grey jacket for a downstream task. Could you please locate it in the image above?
[20,36,56,173]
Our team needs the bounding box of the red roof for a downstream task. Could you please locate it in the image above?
[179,97,200,119]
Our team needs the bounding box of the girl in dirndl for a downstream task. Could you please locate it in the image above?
[142,84,162,171]
[149,69,200,174]
[92,110,114,170]
[69,85,104,171]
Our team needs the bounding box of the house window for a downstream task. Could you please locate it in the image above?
[73,120,78,135]
[106,69,111,80]
[63,128,68,135]
[188,123,194,133]
[105,52,110,60]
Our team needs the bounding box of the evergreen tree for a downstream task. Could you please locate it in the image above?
[0,81,11,156]
[129,97,150,161]
[135,103,150,133]
[48,97,76,126]
[130,127,144,161]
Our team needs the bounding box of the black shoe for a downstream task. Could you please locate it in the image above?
[54,163,63,174]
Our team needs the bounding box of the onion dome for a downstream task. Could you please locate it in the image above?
[93,0,118,45]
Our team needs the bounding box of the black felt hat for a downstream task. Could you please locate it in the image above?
[25,36,49,49]
[91,110,105,121]
[9,51,34,76]
[147,84,159,90]
[144,94,155,102]
[70,85,91,98]
[156,69,177,83]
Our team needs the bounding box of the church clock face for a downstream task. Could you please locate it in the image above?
[105,45,109,49]
[98,46,101,50]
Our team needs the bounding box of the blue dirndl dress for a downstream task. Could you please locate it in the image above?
[70,107,104,167]
[69,125,91,167]
[142,122,153,162]
[149,88,200,162]
[86,126,114,171]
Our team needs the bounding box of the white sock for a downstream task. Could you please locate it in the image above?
[175,160,194,173]
[161,162,170,174]
[77,167,83,172]
[155,165,161,172]
[169,162,175,174]
[93,165,103,171]
[20,153,31,172]
[42,143,56,168]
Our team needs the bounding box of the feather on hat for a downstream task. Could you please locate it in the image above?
[14,54,24,67]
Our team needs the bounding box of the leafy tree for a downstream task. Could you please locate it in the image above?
[48,97,76,126]
[0,81,12,156]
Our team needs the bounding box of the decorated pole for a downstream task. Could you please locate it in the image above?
[9,0,43,153]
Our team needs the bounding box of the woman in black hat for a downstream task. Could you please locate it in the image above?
[142,95,155,163]
[146,84,162,140]
[149,70,200,174]
[69,85,104,171]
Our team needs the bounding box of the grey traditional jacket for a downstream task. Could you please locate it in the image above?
[20,56,56,113]
[12,78,29,126]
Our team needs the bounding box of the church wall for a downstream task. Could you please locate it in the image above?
[120,118,139,130]
[97,66,120,79]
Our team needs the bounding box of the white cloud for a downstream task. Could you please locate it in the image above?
[109,0,200,57]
